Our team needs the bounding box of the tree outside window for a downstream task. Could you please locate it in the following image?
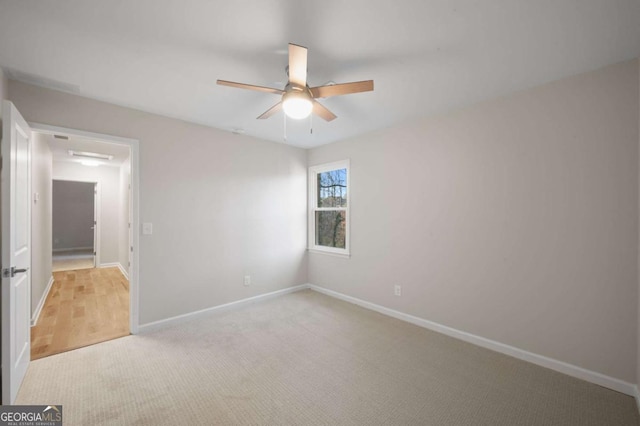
[309,161,350,255]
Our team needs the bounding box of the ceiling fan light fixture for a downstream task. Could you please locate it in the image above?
[217,43,373,124]
[282,91,313,120]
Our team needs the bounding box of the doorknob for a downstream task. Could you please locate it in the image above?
[2,267,29,278]
[11,267,28,276]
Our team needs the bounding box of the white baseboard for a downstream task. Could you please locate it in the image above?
[134,281,638,397]
[117,263,129,280]
[99,262,129,280]
[31,276,54,327]
[138,285,309,334]
[53,246,93,253]
[307,284,636,397]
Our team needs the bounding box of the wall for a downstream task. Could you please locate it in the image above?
[637,60,640,390]
[31,133,52,317]
[0,67,7,118]
[308,60,639,384]
[119,158,131,276]
[52,161,124,266]
[52,180,95,251]
[9,80,309,325]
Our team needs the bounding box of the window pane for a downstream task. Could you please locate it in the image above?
[317,168,347,208]
[315,211,346,249]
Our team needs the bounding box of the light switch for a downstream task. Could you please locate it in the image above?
[142,222,153,235]
[33,192,40,203]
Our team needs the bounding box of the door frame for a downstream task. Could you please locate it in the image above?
[31,123,141,334]
[51,179,100,268]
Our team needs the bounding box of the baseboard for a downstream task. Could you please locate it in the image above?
[117,263,129,280]
[307,284,636,396]
[31,276,54,327]
[53,246,93,253]
[138,284,309,334]
[134,281,637,396]
[99,262,129,280]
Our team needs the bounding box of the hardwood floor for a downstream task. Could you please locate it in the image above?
[31,267,129,360]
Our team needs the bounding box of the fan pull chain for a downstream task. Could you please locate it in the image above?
[283,113,287,142]
[310,113,313,135]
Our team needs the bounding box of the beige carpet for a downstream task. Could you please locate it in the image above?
[52,258,94,272]
[52,249,94,272]
[16,290,639,425]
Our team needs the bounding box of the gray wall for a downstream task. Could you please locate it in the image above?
[9,80,309,325]
[308,60,639,384]
[52,180,95,251]
[0,68,7,119]
[31,133,52,317]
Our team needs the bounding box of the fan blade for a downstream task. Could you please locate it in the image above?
[288,43,308,87]
[313,101,337,122]
[310,80,374,98]
[257,102,282,119]
[217,80,283,95]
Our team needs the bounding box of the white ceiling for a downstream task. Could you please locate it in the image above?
[1,1,639,148]
[42,133,131,168]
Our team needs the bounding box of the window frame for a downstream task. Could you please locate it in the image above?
[308,159,350,257]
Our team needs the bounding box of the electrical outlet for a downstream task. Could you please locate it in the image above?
[394,285,402,296]
[244,275,251,286]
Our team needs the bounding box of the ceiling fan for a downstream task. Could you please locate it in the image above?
[217,43,374,122]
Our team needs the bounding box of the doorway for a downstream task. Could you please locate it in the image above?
[30,130,134,360]
[28,125,139,361]
[52,180,98,272]
[2,102,140,403]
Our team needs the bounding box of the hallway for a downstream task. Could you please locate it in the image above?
[31,267,129,360]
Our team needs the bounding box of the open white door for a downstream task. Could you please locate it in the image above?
[1,100,32,404]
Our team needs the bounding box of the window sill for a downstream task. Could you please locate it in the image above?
[307,248,351,259]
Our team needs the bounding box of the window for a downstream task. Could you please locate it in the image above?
[308,160,350,255]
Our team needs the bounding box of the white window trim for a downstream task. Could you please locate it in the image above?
[308,159,350,257]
